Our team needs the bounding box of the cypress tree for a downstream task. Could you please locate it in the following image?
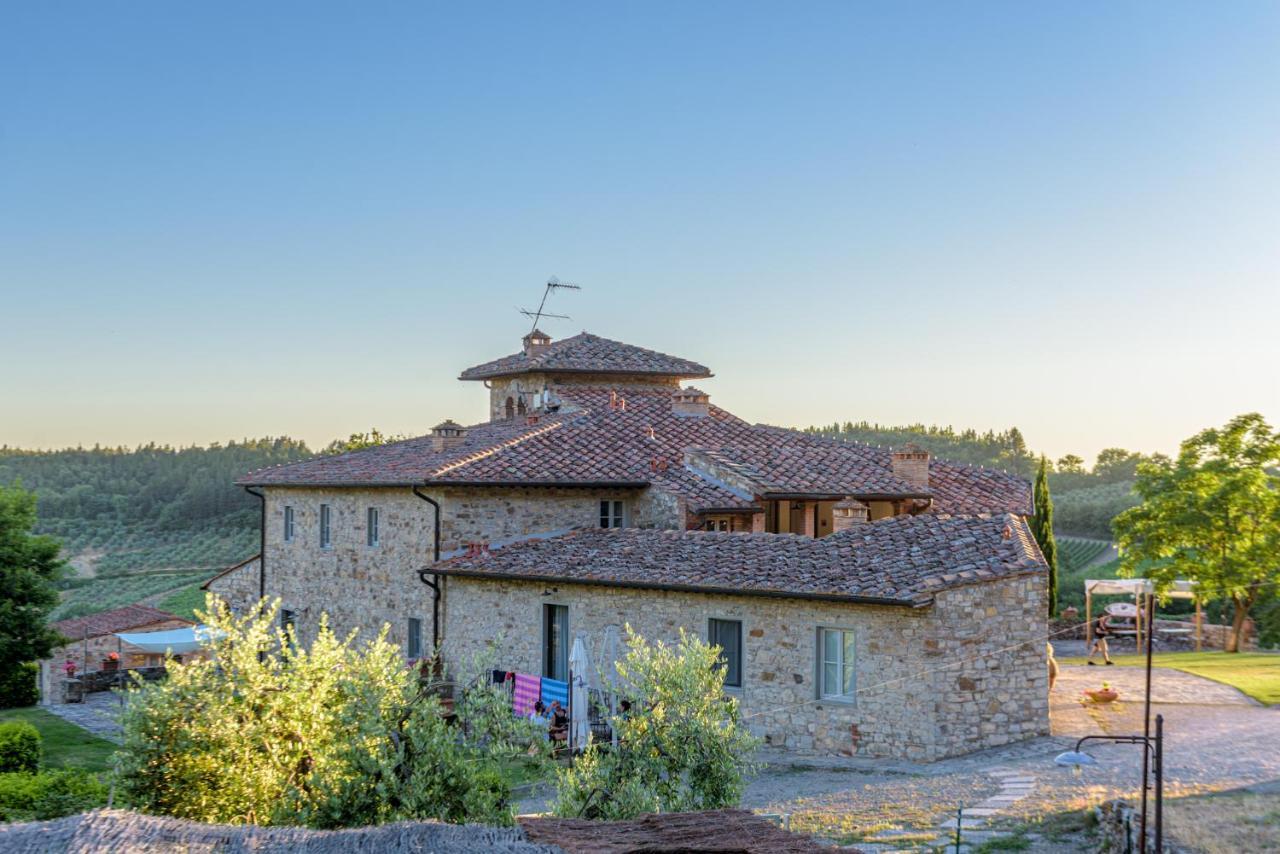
[1031,455,1059,616]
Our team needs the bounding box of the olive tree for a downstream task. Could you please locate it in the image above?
[552,627,760,820]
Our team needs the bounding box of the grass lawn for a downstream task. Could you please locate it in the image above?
[1164,788,1280,854]
[0,707,117,773]
[1058,651,1280,705]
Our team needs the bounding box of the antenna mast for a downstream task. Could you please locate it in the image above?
[519,276,582,333]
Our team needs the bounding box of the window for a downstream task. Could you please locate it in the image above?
[599,500,627,529]
[281,609,297,651]
[543,604,569,681]
[367,507,380,547]
[505,397,515,419]
[819,628,856,701]
[708,618,743,688]
[407,617,422,660]
[283,506,295,542]
[319,504,332,549]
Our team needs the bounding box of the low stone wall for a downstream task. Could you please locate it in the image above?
[1049,618,1255,651]
[62,667,166,701]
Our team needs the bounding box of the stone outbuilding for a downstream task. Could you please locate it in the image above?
[40,605,192,704]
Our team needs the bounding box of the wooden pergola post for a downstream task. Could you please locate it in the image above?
[1085,585,1093,649]
[1135,588,1143,651]
[1195,600,1203,652]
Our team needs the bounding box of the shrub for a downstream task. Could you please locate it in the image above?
[552,627,760,821]
[0,663,40,709]
[0,769,108,821]
[116,595,516,828]
[0,721,42,773]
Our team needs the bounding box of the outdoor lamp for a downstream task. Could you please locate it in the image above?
[1054,750,1098,778]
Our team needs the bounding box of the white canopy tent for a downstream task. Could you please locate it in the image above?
[114,625,217,656]
[1084,578,1203,651]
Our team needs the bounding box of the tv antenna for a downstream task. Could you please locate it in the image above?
[519,276,582,333]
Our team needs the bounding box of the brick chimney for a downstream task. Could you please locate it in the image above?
[522,329,551,357]
[671,387,710,418]
[431,420,468,452]
[831,498,869,533]
[891,443,930,491]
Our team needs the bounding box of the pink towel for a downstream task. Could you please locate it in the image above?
[513,673,540,717]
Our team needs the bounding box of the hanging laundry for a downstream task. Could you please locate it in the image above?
[540,676,569,709]
[512,673,540,717]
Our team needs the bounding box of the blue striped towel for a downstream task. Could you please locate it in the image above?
[540,677,568,707]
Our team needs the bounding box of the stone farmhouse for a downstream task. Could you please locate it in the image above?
[216,330,1048,760]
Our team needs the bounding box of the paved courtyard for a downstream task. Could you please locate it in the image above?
[739,664,1280,851]
[44,690,127,743]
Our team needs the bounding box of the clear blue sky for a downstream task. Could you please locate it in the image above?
[2,2,1277,462]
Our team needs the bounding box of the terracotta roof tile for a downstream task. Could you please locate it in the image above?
[52,605,191,641]
[459,332,712,380]
[436,513,1046,606]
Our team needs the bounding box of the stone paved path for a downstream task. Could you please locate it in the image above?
[44,691,126,743]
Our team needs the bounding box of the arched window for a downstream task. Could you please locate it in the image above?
[505,397,515,419]
[517,397,527,416]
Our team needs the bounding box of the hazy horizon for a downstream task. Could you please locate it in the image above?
[3,4,1277,462]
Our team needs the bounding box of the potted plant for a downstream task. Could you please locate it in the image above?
[1085,682,1119,703]
[102,652,120,671]
[63,659,77,679]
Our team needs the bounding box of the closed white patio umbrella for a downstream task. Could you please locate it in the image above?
[568,635,592,750]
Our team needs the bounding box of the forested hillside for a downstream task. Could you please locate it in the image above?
[0,440,312,619]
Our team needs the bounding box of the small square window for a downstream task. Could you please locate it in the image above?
[599,500,627,529]
[367,507,380,547]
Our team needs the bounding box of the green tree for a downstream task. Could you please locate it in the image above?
[1093,448,1144,483]
[552,627,760,821]
[1031,456,1059,616]
[1113,414,1280,652]
[0,482,67,697]
[117,596,516,827]
[324,429,406,455]
[1056,454,1086,474]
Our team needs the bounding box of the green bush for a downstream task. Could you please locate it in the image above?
[0,721,42,773]
[0,663,40,710]
[117,595,517,828]
[553,627,760,821]
[0,769,109,821]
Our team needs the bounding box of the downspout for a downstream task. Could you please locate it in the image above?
[243,486,266,600]
[412,486,442,652]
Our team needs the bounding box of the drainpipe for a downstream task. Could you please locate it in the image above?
[412,486,442,651]
[243,486,266,600]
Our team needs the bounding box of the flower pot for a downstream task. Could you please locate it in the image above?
[102,659,119,672]
[1086,689,1119,704]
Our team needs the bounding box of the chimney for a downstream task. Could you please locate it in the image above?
[832,498,869,533]
[671,386,710,418]
[431,420,468,452]
[522,329,551,357]
[891,443,930,491]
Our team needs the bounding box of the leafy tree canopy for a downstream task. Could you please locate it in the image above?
[0,482,67,667]
[323,429,407,455]
[1113,413,1280,652]
[553,627,760,821]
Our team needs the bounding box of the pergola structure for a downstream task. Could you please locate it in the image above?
[1084,578,1203,652]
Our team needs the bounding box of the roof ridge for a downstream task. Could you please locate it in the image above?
[428,417,569,478]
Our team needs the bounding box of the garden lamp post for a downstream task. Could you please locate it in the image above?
[1055,713,1164,853]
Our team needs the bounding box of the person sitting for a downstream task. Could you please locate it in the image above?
[527,700,549,728]
[1087,616,1116,665]
[549,700,569,744]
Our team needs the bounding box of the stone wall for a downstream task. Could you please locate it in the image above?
[204,557,261,616]
[928,575,1050,752]
[438,573,1047,761]
[486,372,681,421]
[258,484,684,653]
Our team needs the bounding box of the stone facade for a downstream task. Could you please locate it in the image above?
[253,484,685,653]
[486,372,680,422]
[203,556,261,616]
[438,573,1048,761]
